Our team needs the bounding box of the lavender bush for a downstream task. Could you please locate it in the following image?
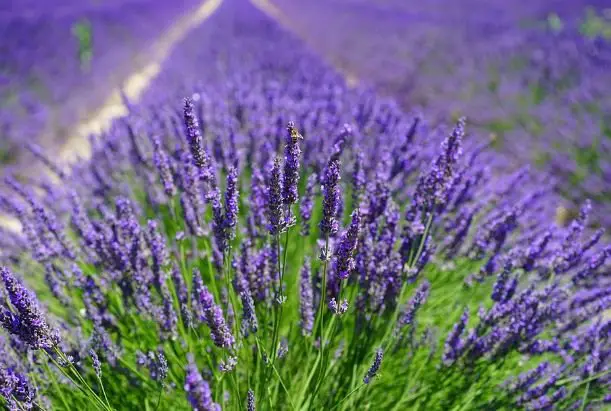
[0,0,609,410]
[271,0,611,227]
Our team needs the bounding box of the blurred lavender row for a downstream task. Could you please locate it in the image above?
[0,0,202,164]
[271,0,611,226]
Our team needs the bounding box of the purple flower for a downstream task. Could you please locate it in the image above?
[247,169,267,238]
[239,289,258,337]
[219,356,238,373]
[247,389,255,411]
[412,118,465,213]
[363,349,383,384]
[505,362,550,393]
[159,279,178,339]
[320,156,342,236]
[395,280,430,333]
[300,173,317,237]
[171,264,193,328]
[184,355,221,411]
[443,308,470,364]
[224,166,239,242]
[0,267,59,350]
[491,259,514,303]
[90,349,102,378]
[299,259,315,336]
[334,210,361,280]
[151,135,176,198]
[282,122,303,205]
[193,277,234,348]
[266,157,285,236]
[147,220,169,288]
[210,187,227,258]
[328,298,348,315]
[0,365,35,410]
[183,98,207,169]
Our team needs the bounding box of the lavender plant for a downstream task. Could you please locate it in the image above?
[0,1,609,410]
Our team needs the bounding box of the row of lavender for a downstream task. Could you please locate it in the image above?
[1,0,609,410]
[0,0,201,164]
[271,0,611,227]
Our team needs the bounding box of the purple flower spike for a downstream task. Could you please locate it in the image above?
[299,259,315,336]
[184,354,221,411]
[300,172,317,237]
[363,349,383,384]
[147,220,169,287]
[193,280,234,348]
[247,389,255,411]
[282,122,303,206]
[320,156,342,236]
[183,98,207,169]
[396,280,430,333]
[0,267,59,350]
[443,308,470,364]
[224,166,239,242]
[334,210,361,280]
[151,136,176,198]
[267,157,285,236]
[0,365,36,410]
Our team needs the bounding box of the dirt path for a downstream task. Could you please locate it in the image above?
[1,0,223,233]
[60,0,224,162]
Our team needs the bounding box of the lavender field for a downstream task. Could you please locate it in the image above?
[0,0,609,410]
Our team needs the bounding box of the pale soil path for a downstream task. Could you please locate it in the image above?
[1,0,223,233]
[60,0,224,162]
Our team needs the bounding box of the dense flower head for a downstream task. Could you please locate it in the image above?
[0,267,59,350]
[319,156,342,236]
[183,97,207,169]
[185,355,221,411]
[282,121,303,206]
[266,157,285,236]
[333,209,361,280]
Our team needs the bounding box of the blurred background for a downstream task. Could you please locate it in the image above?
[0,0,201,165]
[1,0,610,225]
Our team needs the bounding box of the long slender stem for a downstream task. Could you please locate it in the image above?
[97,374,111,410]
[299,235,330,407]
[330,384,365,411]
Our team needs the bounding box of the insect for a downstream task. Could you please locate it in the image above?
[287,122,304,142]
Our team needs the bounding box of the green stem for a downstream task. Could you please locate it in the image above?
[330,384,365,411]
[579,381,590,411]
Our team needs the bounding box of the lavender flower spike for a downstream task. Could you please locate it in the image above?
[364,349,384,384]
[282,121,303,205]
[267,157,284,236]
[0,267,59,350]
[184,354,221,411]
[299,259,315,336]
[320,156,342,236]
[396,280,431,333]
[300,173,317,236]
[195,282,235,348]
[183,98,206,169]
[334,210,361,280]
[443,308,470,364]
[224,166,239,242]
[151,135,176,198]
[247,389,256,411]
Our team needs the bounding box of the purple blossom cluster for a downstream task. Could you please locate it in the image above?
[271,0,611,226]
[0,0,608,409]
